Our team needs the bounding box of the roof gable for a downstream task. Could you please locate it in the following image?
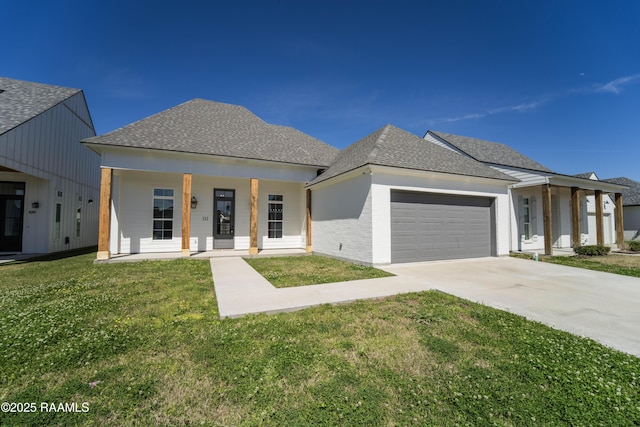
[427,130,554,173]
[0,77,80,135]
[309,125,516,185]
[573,172,598,180]
[83,99,339,167]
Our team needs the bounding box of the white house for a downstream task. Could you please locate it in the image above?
[424,132,625,256]
[83,99,627,264]
[573,172,617,245]
[82,99,338,260]
[602,177,640,241]
[0,77,100,254]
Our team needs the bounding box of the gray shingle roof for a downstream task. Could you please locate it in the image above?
[0,76,80,135]
[428,130,554,172]
[602,177,640,206]
[309,125,516,185]
[83,99,339,167]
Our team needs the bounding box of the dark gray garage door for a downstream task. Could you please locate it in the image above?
[391,191,496,263]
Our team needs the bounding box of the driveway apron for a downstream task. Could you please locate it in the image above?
[383,257,640,357]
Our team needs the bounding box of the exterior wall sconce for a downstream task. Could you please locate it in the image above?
[191,196,198,209]
[32,202,39,209]
[88,198,94,204]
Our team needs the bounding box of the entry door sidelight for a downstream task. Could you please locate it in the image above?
[214,189,235,244]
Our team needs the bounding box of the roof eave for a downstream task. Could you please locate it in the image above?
[84,142,331,169]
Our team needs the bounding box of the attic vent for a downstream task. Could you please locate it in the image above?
[0,90,4,94]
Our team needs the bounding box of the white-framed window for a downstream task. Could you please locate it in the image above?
[268,194,283,238]
[523,197,531,240]
[153,188,174,240]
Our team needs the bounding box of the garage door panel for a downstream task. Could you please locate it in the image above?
[391,191,495,263]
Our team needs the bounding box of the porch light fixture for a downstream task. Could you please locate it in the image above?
[32,202,39,209]
[191,196,198,209]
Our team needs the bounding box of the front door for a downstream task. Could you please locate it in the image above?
[0,195,24,252]
[214,189,235,249]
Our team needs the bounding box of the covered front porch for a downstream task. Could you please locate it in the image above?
[96,168,313,260]
[511,175,626,255]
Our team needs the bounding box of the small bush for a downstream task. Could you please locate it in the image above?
[574,245,611,256]
[628,240,640,252]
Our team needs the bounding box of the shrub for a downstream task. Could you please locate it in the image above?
[628,240,640,252]
[574,245,611,256]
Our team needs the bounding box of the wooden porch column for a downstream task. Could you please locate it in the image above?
[615,192,625,249]
[181,173,192,257]
[249,178,259,255]
[542,183,553,255]
[571,187,581,249]
[96,168,113,260]
[306,189,312,252]
[595,190,604,245]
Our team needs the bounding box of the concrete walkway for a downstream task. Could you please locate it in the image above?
[210,256,640,357]
[210,257,436,318]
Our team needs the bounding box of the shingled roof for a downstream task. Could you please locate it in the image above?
[603,177,640,206]
[309,125,516,185]
[83,99,339,167]
[427,130,554,172]
[0,76,80,135]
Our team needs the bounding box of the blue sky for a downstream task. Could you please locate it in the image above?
[4,0,640,180]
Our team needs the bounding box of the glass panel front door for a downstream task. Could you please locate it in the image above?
[0,196,24,251]
[214,189,235,240]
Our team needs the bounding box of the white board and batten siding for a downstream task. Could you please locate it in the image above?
[0,92,100,253]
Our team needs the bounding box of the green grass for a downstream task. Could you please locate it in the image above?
[1,253,640,425]
[511,252,640,278]
[243,255,394,287]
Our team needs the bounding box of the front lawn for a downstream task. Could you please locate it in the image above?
[243,255,393,287]
[511,252,640,278]
[1,254,640,425]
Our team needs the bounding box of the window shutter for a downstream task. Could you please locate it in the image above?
[531,197,538,237]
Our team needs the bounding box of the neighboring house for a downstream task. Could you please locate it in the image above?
[83,99,627,264]
[0,77,100,253]
[424,131,625,256]
[82,99,338,260]
[573,172,617,245]
[602,177,640,241]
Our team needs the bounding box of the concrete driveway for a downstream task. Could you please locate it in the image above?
[382,257,640,357]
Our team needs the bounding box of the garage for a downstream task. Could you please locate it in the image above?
[390,190,496,263]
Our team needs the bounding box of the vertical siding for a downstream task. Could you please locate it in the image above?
[0,92,100,252]
[491,165,549,183]
[424,132,469,156]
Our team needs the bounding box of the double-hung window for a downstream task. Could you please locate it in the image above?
[523,197,531,240]
[268,195,283,238]
[153,189,174,240]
